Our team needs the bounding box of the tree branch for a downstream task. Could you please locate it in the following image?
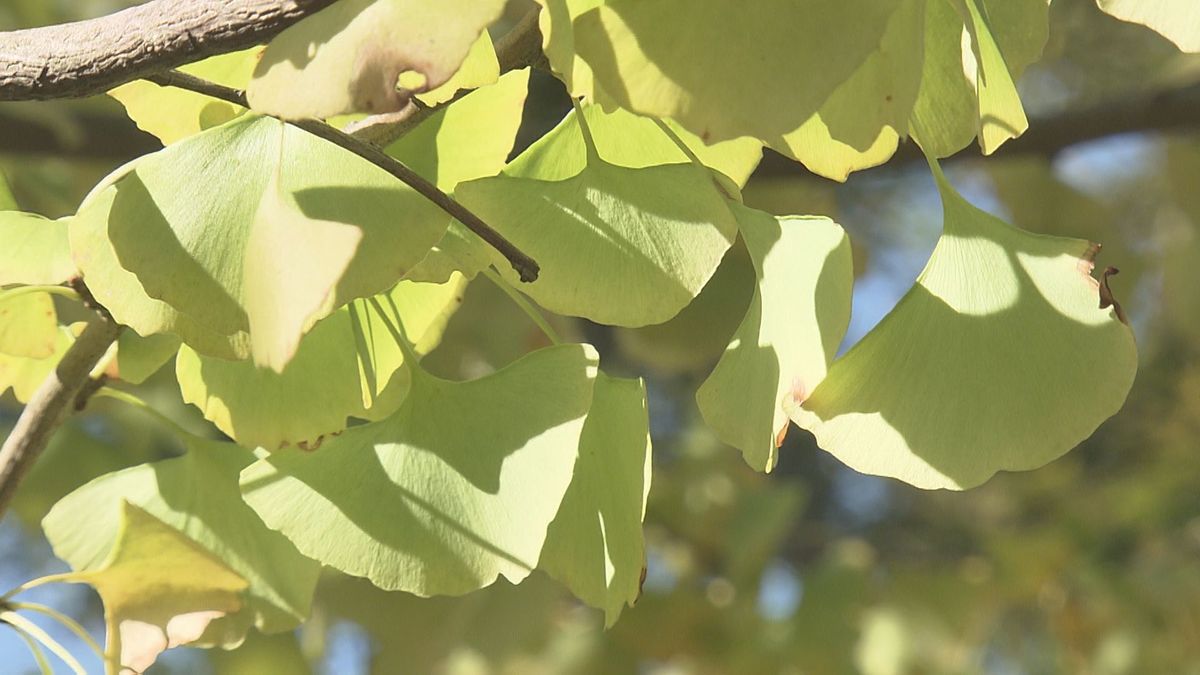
[0,317,121,519]
[144,70,539,282]
[0,0,337,101]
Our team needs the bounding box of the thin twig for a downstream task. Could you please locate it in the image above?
[143,70,539,282]
[0,317,122,519]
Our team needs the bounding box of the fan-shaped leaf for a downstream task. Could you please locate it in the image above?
[0,211,75,285]
[240,344,599,596]
[787,160,1138,489]
[1097,0,1200,52]
[0,291,58,359]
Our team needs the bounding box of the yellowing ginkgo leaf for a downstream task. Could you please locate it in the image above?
[698,206,854,472]
[60,503,248,674]
[0,291,58,359]
[787,158,1138,490]
[0,325,72,403]
[248,0,506,119]
[240,344,599,596]
[415,32,501,107]
[1097,0,1200,52]
[43,441,321,645]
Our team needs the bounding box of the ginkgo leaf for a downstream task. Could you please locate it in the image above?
[506,102,763,187]
[0,325,71,402]
[1097,0,1200,52]
[109,48,259,145]
[176,275,467,450]
[240,344,599,596]
[75,115,449,364]
[243,173,362,371]
[248,0,506,119]
[415,32,500,107]
[535,0,603,99]
[0,291,58,358]
[56,502,249,675]
[697,206,854,472]
[539,373,652,626]
[0,170,15,210]
[109,333,181,384]
[910,0,1045,157]
[786,159,1138,490]
[457,128,739,327]
[43,440,320,640]
[0,211,75,285]
[568,0,920,167]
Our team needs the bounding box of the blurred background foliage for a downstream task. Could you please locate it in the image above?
[2,0,1200,673]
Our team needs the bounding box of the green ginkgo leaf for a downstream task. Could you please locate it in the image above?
[456,120,738,327]
[535,0,603,99]
[109,48,259,145]
[240,344,599,596]
[539,373,652,626]
[698,206,854,472]
[51,502,250,675]
[176,275,467,450]
[75,115,448,365]
[0,211,75,285]
[247,0,506,119]
[787,158,1138,490]
[43,439,320,640]
[910,0,1045,157]
[507,102,763,188]
[1097,0,1200,52]
[110,333,181,384]
[0,291,58,359]
[568,0,919,168]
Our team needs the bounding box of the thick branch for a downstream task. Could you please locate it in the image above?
[0,318,121,519]
[144,70,539,282]
[0,0,337,101]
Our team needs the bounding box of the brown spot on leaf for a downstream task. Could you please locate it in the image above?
[774,423,789,448]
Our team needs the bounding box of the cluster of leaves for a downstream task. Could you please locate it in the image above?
[1,0,1193,670]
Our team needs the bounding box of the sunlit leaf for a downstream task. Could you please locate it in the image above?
[43,439,320,639]
[248,0,506,119]
[698,206,854,472]
[109,332,181,384]
[176,275,467,449]
[0,324,71,402]
[568,0,921,170]
[240,344,599,596]
[1096,0,1200,52]
[535,0,603,99]
[457,130,738,327]
[74,115,449,365]
[507,102,763,188]
[787,159,1138,489]
[0,211,75,285]
[0,291,58,358]
[109,48,259,144]
[540,373,652,626]
[56,503,249,674]
[415,32,500,107]
[910,0,1044,157]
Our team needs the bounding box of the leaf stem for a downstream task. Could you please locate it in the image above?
[143,70,540,283]
[91,387,196,441]
[571,97,601,161]
[0,610,87,674]
[0,285,81,303]
[9,602,104,661]
[652,118,705,169]
[365,296,429,380]
[6,621,52,675]
[483,268,562,345]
